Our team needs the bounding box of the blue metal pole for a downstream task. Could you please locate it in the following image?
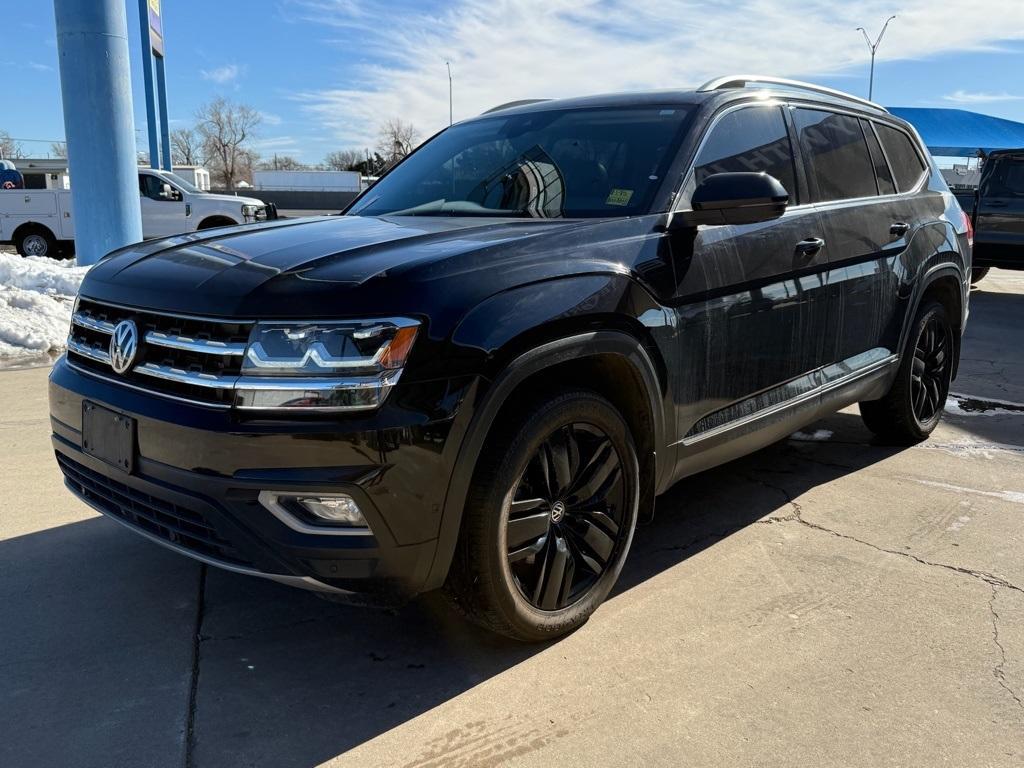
[155,55,173,171]
[54,0,143,266]
[137,0,159,169]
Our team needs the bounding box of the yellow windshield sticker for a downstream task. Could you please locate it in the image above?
[606,189,634,206]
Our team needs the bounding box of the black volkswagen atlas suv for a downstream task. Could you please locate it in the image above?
[51,76,971,640]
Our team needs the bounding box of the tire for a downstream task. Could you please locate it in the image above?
[15,228,57,258]
[445,389,640,642]
[859,300,954,444]
[970,267,989,285]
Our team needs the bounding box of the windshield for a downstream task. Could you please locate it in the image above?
[159,171,200,194]
[349,106,694,218]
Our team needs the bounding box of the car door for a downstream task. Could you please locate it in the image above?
[976,152,1024,260]
[667,103,833,472]
[791,108,906,379]
[138,172,187,239]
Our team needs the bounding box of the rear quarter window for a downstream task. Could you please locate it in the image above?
[875,123,927,192]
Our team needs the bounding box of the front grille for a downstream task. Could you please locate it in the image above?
[67,298,253,406]
[57,453,254,568]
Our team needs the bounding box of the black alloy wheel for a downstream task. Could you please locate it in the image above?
[445,389,639,641]
[504,423,628,611]
[910,314,951,425]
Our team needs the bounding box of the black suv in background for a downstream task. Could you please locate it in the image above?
[50,76,971,641]
[957,149,1024,283]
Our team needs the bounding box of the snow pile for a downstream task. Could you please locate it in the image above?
[0,252,89,363]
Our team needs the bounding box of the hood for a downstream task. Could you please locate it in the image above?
[195,192,265,206]
[81,214,593,317]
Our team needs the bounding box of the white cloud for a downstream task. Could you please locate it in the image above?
[1,60,54,73]
[259,111,284,126]
[250,136,299,152]
[200,64,241,84]
[288,0,1024,147]
[943,90,1024,105]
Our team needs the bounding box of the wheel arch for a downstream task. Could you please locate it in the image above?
[197,215,239,230]
[12,220,57,243]
[423,329,667,591]
[908,262,967,381]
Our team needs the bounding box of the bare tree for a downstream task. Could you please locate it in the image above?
[0,131,23,160]
[258,154,306,171]
[323,149,363,171]
[376,118,419,163]
[170,128,203,166]
[49,141,67,159]
[195,97,261,190]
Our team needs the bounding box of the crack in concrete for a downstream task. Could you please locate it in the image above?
[749,474,1023,596]
[989,586,1024,713]
[184,565,206,768]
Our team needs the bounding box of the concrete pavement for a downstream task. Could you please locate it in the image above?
[1,271,1022,767]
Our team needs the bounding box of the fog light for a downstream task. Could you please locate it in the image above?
[258,491,372,536]
[297,495,365,526]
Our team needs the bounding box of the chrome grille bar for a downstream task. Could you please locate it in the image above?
[67,337,111,364]
[133,362,236,389]
[144,331,247,356]
[72,312,115,335]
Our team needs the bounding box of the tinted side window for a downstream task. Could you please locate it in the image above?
[875,123,927,192]
[692,106,797,201]
[862,120,895,195]
[793,109,877,202]
[982,158,1024,198]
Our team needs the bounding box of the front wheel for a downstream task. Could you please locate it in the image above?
[446,389,639,641]
[860,300,954,444]
[15,228,56,258]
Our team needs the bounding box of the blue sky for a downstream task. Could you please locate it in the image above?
[5,1,1024,164]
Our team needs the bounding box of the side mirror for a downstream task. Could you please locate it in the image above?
[673,172,789,228]
[159,183,181,201]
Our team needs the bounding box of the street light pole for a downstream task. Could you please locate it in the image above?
[857,15,896,101]
[446,61,453,126]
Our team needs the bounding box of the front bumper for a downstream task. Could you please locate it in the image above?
[49,356,475,601]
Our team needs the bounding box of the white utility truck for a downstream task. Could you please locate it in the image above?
[0,167,276,258]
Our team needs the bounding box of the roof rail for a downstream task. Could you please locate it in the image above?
[697,75,888,113]
[481,98,551,115]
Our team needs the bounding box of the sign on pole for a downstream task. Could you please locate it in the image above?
[148,0,165,56]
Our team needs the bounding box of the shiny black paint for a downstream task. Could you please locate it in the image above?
[51,85,971,600]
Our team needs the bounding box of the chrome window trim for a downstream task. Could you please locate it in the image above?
[258,491,375,537]
[671,98,929,216]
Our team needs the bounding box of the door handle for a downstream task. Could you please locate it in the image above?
[890,222,910,237]
[795,237,825,257]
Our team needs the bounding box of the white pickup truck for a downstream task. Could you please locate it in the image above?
[0,168,276,258]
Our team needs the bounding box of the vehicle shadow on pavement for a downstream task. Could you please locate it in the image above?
[1,413,915,768]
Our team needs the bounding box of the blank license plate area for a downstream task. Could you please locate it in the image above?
[82,401,136,473]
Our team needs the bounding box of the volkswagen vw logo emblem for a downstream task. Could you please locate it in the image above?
[109,319,139,374]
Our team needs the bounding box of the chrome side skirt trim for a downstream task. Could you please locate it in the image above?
[676,351,897,447]
[68,480,353,595]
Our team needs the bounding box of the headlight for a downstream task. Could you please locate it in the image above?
[235,318,419,411]
[241,203,265,220]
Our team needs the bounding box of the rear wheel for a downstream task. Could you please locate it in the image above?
[15,227,56,258]
[970,267,989,285]
[446,389,639,641]
[860,300,953,443]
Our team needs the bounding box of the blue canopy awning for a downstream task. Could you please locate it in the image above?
[887,107,1024,157]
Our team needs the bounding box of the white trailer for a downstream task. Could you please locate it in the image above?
[253,169,361,192]
[0,168,274,258]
